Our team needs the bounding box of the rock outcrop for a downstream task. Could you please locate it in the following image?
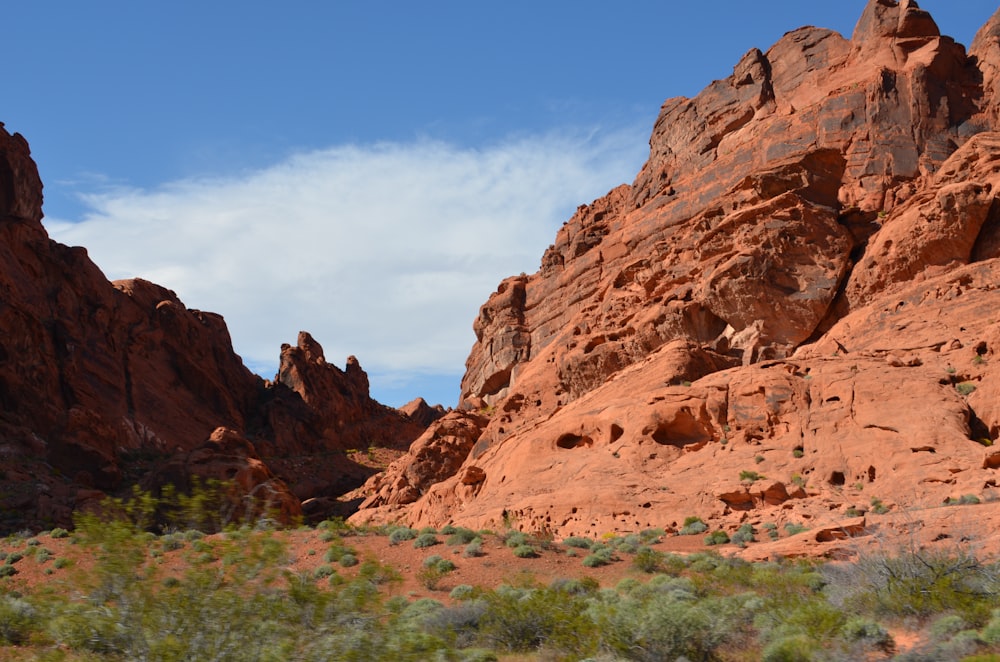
[0,128,431,530]
[352,2,1000,553]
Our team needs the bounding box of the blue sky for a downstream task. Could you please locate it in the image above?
[6,2,997,408]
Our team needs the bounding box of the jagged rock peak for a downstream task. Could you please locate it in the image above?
[852,0,939,46]
[297,330,326,364]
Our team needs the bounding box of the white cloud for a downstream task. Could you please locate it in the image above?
[46,128,648,406]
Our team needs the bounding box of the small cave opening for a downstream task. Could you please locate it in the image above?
[867,465,876,483]
[649,409,711,448]
[556,433,593,450]
[609,424,624,443]
[829,471,845,486]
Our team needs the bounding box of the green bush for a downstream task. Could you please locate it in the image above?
[49,527,70,539]
[388,527,417,545]
[0,595,36,644]
[463,540,484,558]
[339,553,359,567]
[704,530,730,546]
[413,533,441,549]
[446,527,480,546]
[512,545,538,559]
[679,517,708,536]
[731,523,756,546]
[633,546,665,573]
[563,536,594,549]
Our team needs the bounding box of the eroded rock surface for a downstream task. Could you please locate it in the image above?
[353,2,1000,553]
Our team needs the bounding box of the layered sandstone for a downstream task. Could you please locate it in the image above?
[352,2,1000,553]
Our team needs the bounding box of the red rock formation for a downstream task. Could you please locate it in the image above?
[352,1,1000,553]
[0,126,430,530]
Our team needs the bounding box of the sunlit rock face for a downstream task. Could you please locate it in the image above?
[352,3,1000,556]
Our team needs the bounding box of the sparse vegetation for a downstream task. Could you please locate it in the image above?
[740,470,765,483]
[0,490,998,661]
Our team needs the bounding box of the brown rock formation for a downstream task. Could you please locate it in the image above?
[352,1,1000,553]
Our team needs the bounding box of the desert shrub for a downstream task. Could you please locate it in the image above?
[503,531,528,548]
[0,594,36,644]
[418,564,451,591]
[957,381,978,396]
[633,546,665,573]
[339,553,359,567]
[705,530,730,546]
[49,527,70,539]
[358,559,402,586]
[761,634,814,662]
[869,497,890,514]
[824,546,1000,622]
[0,565,16,578]
[388,526,417,545]
[640,527,665,543]
[784,522,808,535]
[449,584,476,601]
[53,557,71,569]
[413,532,440,548]
[446,527,479,546]
[762,522,779,540]
[614,534,642,554]
[679,516,708,536]
[599,591,748,661]
[512,544,538,559]
[842,616,892,649]
[313,564,335,579]
[740,470,765,483]
[563,536,594,549]
[463,540,484,558]
[582,553,609,568]
[731,523,756,546]
[478,587,597,655]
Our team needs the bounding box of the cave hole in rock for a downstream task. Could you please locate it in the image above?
[829,471,845,486]
[825,396,841,403]
[609,424,624,443]
[649,409,711,448]
[867,465,876,482]
[556,433,593,450]
[976,341,989,356]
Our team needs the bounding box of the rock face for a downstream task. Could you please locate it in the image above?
[352,2,1000,552]
[0,129,432,530]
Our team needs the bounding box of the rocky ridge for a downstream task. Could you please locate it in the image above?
[0,135,437,530]
[351,1,1000,556]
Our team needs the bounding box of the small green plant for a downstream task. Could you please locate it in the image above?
[731,523,756,547]
[563,536,594,550]
[633,546,665,573]
[974,354,986,365]
[790,473,806,488]
[704,530,730,546]
[784,522,808,535]
[870,498,890,514]
[754,455,765,464]
[762,522,779,540]
[388,527,417,545]
[957,381,978,396]
[740,470,765,483]
[413,533,441,549]
[49,528,70,539]
[792,448,804,458]
[680,516,708,535]
[463,540,484,558]
[512,545,538,559]
[339,553,358,567]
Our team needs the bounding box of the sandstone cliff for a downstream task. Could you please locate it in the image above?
[0,133,434,530]
[352,1,1000,555]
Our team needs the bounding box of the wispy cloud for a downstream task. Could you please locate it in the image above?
[46,128,647,406]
